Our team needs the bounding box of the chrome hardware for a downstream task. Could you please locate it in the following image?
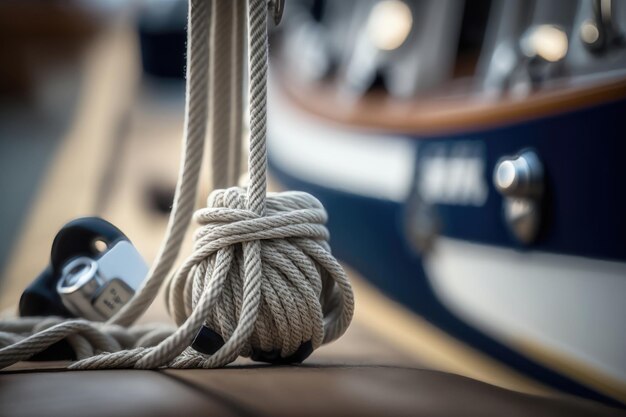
[493,150,544,244]
[57,241,147,321]
[581,0,623,53]
[494,150,543,198]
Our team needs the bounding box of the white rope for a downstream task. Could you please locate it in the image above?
[0,0,353,370]
[210,0,237,188]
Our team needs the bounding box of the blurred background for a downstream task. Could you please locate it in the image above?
[1,0,626,409]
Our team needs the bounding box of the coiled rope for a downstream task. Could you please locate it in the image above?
[0,0,353,370]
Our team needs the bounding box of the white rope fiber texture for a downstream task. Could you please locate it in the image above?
[0,0,353,370]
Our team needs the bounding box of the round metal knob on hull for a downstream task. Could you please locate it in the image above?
[494,150,543,198]
[493,150,544,244]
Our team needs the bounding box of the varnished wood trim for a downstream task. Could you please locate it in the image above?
[280,76,626,136]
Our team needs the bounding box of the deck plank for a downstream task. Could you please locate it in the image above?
[0,370,238,417]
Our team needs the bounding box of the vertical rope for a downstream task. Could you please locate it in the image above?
[246,0,269,216]
[107,0,211,327]
[229,0,246,184]
[210,0,234,189]
[210,0,246,189]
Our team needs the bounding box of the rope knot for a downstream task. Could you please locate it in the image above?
[195,186,330,250]
[158,187,353,368]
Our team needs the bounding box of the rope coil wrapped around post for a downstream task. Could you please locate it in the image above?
[0,0,353,370]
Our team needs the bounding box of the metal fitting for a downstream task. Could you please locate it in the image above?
[57,241,147,321]
[493,149,544,244]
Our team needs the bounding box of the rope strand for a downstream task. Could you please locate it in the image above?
[108,0,211,327]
